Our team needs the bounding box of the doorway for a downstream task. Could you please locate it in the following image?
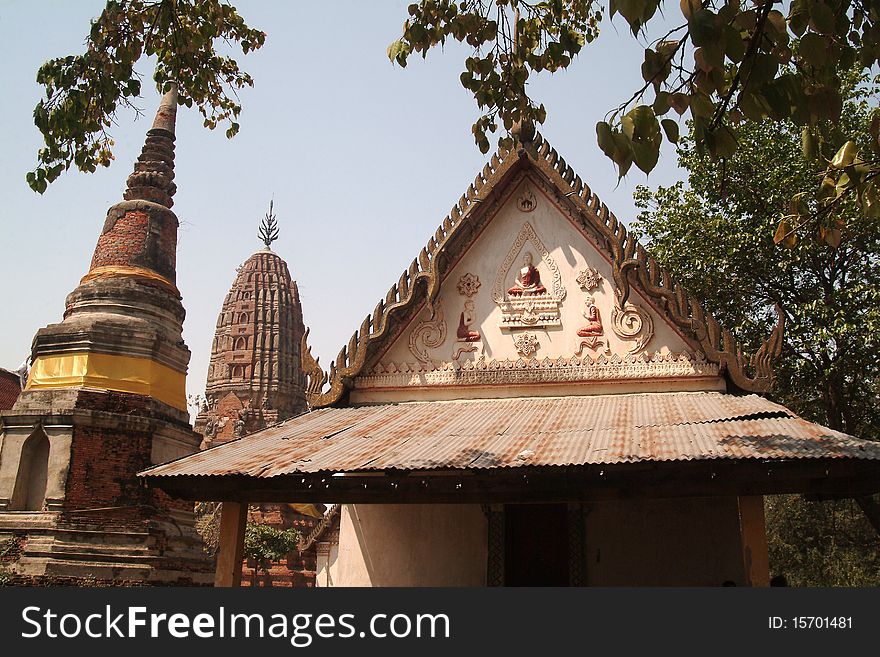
[504,503,570,586]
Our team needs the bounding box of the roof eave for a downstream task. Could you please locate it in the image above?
[142,457,880,504]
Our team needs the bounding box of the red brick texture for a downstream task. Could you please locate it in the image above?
[239,505,321,588]
[61,391,196,524]
[89,207,178,282]
[0,369,21,410]
[90,211,150,270]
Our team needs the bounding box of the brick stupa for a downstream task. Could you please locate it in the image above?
[0,87,213,585]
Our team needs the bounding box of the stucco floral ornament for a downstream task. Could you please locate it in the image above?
[513,332,540,357]
[517,186,537,212]
[576,265,602,291]
[457,272,481,297]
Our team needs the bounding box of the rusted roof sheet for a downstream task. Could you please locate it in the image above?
[142,392,880,479]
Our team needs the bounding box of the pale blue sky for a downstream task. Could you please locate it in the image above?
[0,1,684,402]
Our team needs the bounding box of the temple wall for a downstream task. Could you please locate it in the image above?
[315,541,339,587]
[334,504,487,586]
[582,496,747,586]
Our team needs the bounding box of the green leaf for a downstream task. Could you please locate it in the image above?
[808,1,836,34]
[707,125,737,159]
[624,105,662,174]
[596,121,616,158]
[612,132,634,177]
[689,92,714,119]
[817,175,836,202]
[689,9,720,48]
[799,33,829,68]
[661,118,680,143]
[830,141,858,169]
[863,183,880,219]
[653,91,671,115]
[724,26,746,63]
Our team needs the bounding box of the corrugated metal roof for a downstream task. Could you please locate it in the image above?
[142,392,880,479]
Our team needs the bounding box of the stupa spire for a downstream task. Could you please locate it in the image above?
[124,83,178,208]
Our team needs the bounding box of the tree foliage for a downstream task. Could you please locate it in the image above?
[633,76,880,437]
[388,0,601,153]
[391,0,880,235]
[765,495,880,586]
[244,522,301,574]
[29,0,264,193]
[32,1,880,238]
[633,82,880,584]
[193,502,302,574]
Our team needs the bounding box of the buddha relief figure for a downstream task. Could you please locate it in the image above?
[507,252,547,296]
[457,299,481,342]
[577,296,603,337]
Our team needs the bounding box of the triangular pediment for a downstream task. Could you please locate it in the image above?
[302,132,783,407]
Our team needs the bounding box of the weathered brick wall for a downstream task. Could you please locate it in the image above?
[241,549,317,588]
[239,505,321,588]
[89,205,178,281]
[63,424,154,521]
[62,392,197,523]
[90,211,150,270]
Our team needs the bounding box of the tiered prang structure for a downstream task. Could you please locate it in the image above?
[194,207,321,587]
[194,202,307,447]
[0,87,212,585]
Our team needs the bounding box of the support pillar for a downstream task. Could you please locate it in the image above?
[738,495,770,587]
[485,503,504,587]
[215,501,247,587]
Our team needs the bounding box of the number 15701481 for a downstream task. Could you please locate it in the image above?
[769,617,852,629]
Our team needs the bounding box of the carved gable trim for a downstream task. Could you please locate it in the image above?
[303,131,784,407]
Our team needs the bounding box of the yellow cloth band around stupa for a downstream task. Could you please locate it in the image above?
[80,265,179,295]
[26,352,187,411]
[289,504,323,519]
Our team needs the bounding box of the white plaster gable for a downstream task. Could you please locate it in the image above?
[351,175,723,403]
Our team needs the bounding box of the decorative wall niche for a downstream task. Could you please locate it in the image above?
[492,222,566,330]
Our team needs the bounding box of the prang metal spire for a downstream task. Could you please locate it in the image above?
[259,199,280,249]
[123,83,178,208]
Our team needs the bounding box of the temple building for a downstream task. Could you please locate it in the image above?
[0,88,212,585]
[145,126,880,587]
[195,208,322,586]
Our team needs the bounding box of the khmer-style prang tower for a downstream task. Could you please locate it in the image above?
[194,205,322,587]
[194,201,307,447]
[0,87,212,585]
